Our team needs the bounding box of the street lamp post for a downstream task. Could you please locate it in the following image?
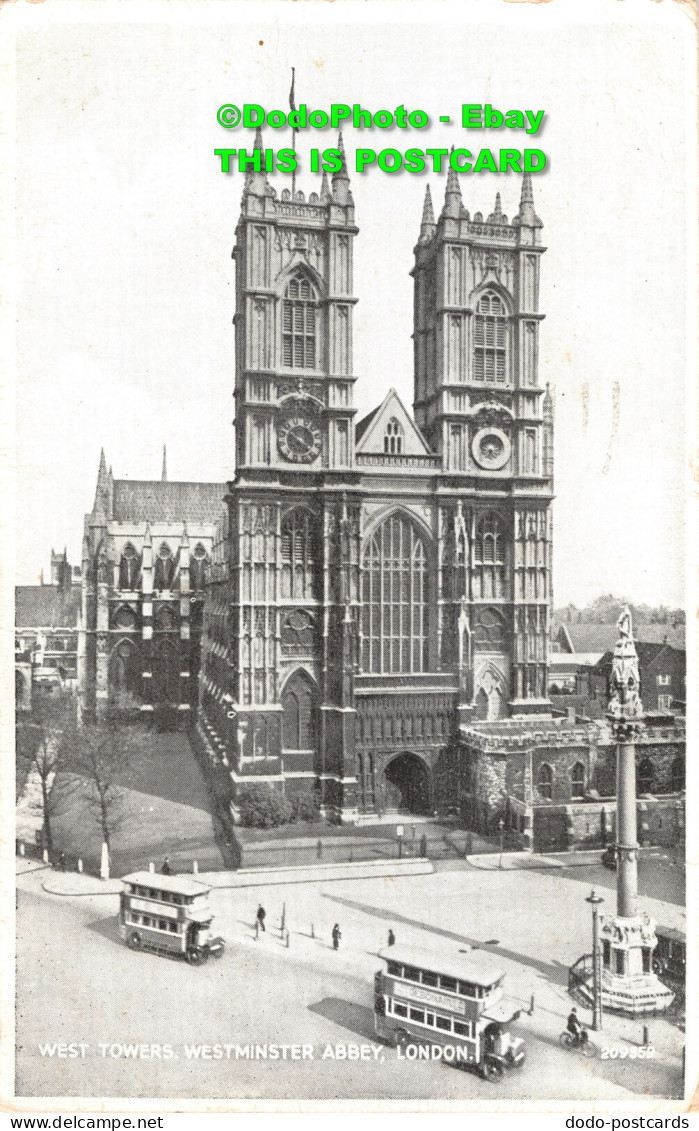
[498,818,505,870]
[585,888,604,1031]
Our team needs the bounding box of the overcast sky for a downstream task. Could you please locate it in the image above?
[9,0,694,608]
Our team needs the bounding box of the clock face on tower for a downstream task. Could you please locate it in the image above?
[277,415,322,463]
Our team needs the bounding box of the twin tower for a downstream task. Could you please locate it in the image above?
[197,132,555,822]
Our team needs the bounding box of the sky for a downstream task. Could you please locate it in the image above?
[8,0,695,608]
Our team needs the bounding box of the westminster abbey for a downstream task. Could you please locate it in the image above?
[80,138,555,824]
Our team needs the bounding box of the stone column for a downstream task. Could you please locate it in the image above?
[598,607,673,1015]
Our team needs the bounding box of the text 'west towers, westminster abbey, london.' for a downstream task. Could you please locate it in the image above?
[80,132,556,824]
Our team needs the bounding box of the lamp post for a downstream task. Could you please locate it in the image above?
[498,818,505,870]
[585,888,604,1031]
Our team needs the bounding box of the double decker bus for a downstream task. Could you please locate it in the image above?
[119,872,225,964]
[374,944,525,1082]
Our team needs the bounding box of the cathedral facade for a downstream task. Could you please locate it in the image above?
[197,141,555,823]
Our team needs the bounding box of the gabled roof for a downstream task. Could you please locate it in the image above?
[355,388,432,456]
[554,622,685,655]
[15,585,81,629]
[111,481,225,525]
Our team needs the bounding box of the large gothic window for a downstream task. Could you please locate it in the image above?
[281,508,318,600]
[282,273,317,369]
[282,671,316,751]
[473,291,507,383]
[361,514,429,674]
[189,543,209,591]
[119,543,139,590]
[473,512,507,599]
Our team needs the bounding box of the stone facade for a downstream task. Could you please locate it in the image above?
[457,716,685,852]
[197,143,555,821]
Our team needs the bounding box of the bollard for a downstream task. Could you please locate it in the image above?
[192,860,198,874]
[311,923,315,939]
[148,861,155,873]
[286,929,290,949]
[529,994,535,1016]
[77,858,83,874]
[643,1024,650,1047]
[255,920,259,940]
[42,848,49,865]
[19,842,25,858]
[281,902,286,934]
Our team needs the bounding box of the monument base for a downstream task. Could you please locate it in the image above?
[600,913,674,1015]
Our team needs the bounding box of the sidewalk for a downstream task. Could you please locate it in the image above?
[467,850,605,870]
[30,855,434,896]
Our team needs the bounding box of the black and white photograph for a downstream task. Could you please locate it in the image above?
[3,0,695,1113]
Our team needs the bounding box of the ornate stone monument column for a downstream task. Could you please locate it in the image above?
[600,608,673,1014]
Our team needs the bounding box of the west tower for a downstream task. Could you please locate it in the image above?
[200,134,362,818]
[412,172,554,716]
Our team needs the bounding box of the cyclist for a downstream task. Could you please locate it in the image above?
[567,1008,583,1047]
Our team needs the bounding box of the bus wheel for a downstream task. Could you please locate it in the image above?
[482,1058,504,1083]
[186,947,203,965]
[127,932,142,950]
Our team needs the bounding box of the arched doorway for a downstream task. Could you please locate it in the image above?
[384,753,431,814]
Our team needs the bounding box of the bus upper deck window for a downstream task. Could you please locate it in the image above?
[386,961,402,977]
[422,970,438,987]
[459,981,476,997]
[440,975,457,992]
[403,966,420,983]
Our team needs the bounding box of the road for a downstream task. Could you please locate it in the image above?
[15,864,684,1101]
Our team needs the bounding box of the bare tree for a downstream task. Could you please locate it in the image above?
[63,702,148,853]
[16,689,78,856]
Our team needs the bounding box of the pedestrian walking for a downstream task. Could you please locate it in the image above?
[161,856,172,875]
[332,923,341,950]
[59,852,66,872]
[256,904,266,932]
[387,928,396,947]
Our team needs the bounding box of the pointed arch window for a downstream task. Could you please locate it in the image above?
[384,418,404,455]
[361,514,429,674]
[571,761,585,800]
[473,512,507,599]
[154,544,174,591]
[537,762,553,801]
[189,543,209,591]
[109,639,140,701]
[282,273,318,369]
[281,508,318,600]
[282,671,316,751]
[474,290,507,383]
[119,543,139,590]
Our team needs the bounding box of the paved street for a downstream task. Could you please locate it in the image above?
[15,861,684,1102]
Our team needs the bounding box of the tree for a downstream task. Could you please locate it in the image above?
[237,785,293,829]
[62,714,145,852]
[16,689,77,856]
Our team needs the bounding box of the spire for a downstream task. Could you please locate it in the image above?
[442,155,463,219]
[517,170,542,228]
[320,169,331,202]
[487,191,506,224]
[332,132,351,204]
[419,185,436,243]
[180,523,189,547]
[243,126,272,198]
[97,447,108,491]
[161,444,167,482]
[143,521,152,548]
